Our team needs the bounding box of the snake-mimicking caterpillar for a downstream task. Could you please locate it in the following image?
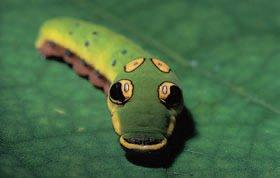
[36,17,184,152]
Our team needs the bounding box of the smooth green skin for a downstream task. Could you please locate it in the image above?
[111,59,181,140]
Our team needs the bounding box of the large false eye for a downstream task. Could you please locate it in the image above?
[158,82,182,108]
[151,58,171,73]
[109,79,134,105]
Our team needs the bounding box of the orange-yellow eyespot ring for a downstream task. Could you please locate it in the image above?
[158,82,175,101]
[109,79,134,105]
[158,81,182,109]
[119,79,133,100]
[124,58,145,73]
[151,58,170,73]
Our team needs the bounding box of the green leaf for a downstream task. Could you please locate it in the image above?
[1,0,279,177]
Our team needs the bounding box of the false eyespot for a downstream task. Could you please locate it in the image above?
[151,58,170,73]
[158,82,182,109]
[124,58,145,73]
[109,79,134,105]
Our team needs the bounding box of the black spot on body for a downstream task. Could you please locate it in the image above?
[84,41,90,47]
[64,50,73,57]
[79,60,87,66]
[109,82,126,104]
[121,49,127,55]
[97,74,103,79]
[92,70,102,78]
[81,60,91,68]
[92,31,98,35]
[47,41,56,48]
[165,85,183,109]
[112,59,117,67]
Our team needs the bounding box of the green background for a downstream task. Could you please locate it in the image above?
[1,0,279,177]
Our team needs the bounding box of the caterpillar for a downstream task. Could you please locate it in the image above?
[36,17,184,152]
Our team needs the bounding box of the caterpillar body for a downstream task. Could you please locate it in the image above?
[36,17,184,152]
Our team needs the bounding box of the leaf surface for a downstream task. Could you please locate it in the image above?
[0,0,279,177]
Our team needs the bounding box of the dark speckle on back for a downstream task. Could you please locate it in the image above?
[64,49,73,57]
[92,31,98,35]
[80,59,91,68]
[84,41,90,47]
[121,49,127,55]
[47,41,56,48]
[112,59,117,67]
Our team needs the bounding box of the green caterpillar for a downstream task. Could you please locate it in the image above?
[36,17,184,152]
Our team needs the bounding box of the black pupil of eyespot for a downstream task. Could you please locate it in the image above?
[110,82,126,103]
[164,85,182,108]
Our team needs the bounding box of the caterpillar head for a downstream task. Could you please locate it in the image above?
[107,58,184,152]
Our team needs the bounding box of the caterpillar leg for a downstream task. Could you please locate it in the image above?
[37,41,110,94]
[89,71,110,93]
[72,59,92,76]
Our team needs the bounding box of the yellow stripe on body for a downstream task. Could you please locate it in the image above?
[35,17,149,82]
